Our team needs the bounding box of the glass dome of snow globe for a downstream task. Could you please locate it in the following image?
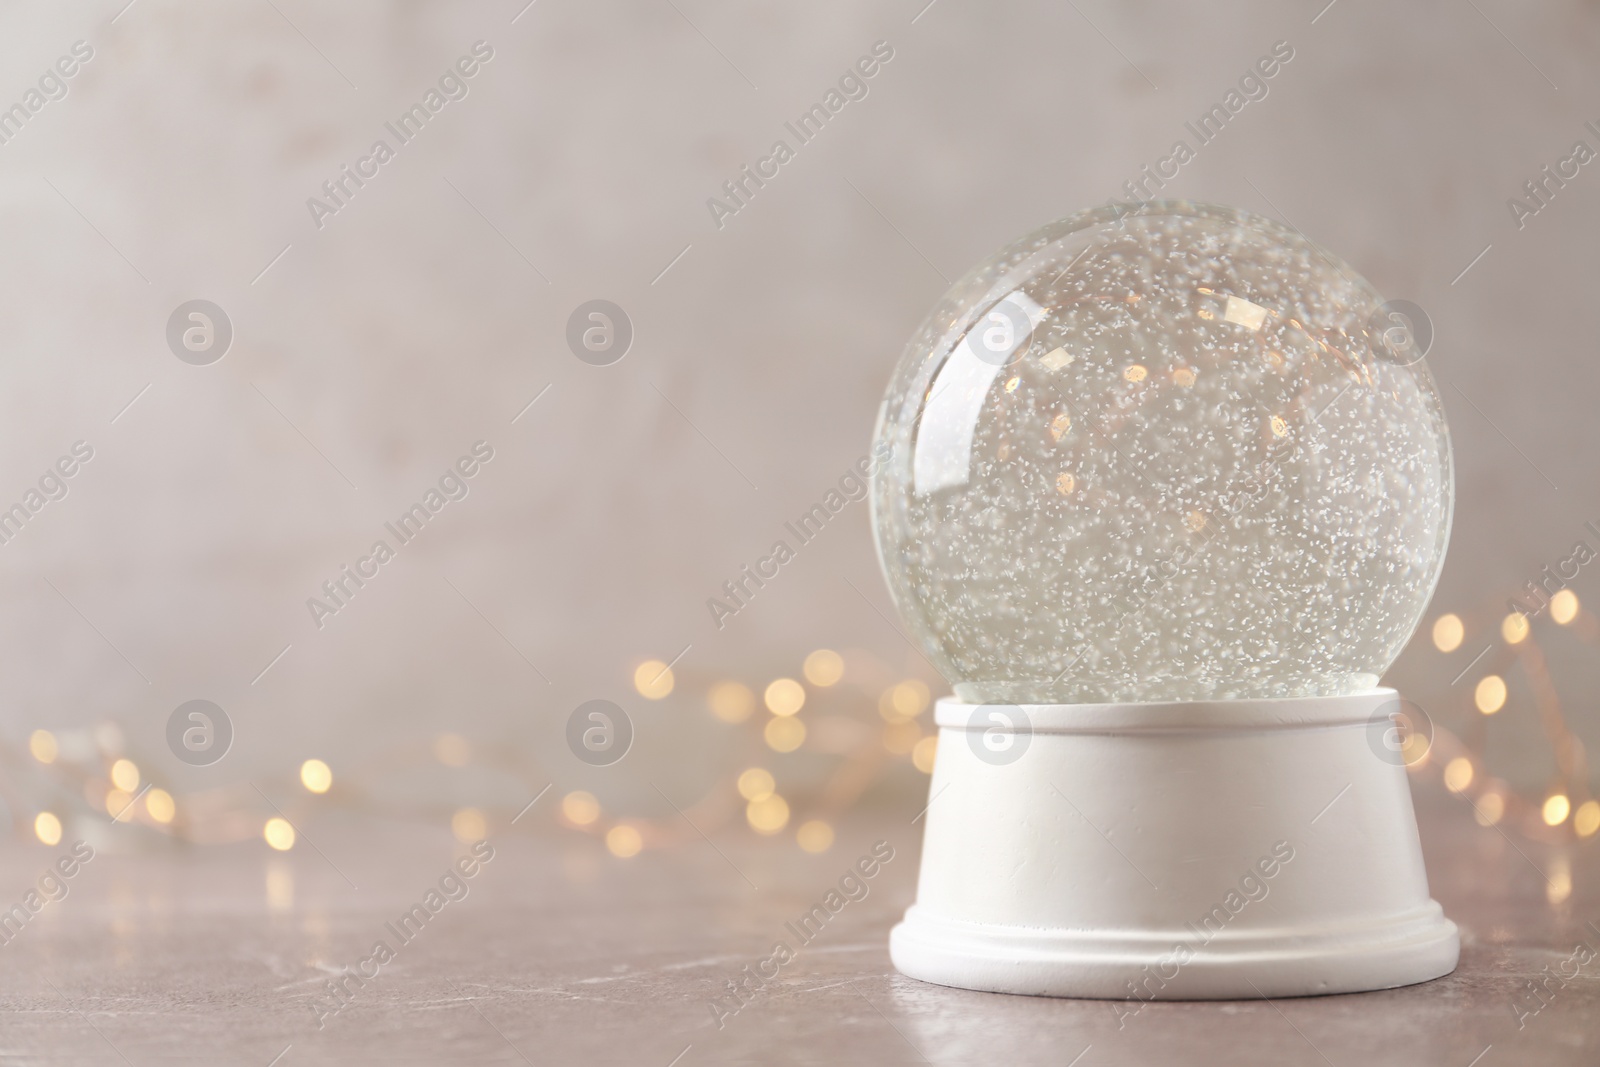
[869,200,1452,705]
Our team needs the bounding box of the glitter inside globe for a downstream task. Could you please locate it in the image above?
[869,201,1452,704]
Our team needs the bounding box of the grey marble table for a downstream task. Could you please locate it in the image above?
[0,793,1594,1066]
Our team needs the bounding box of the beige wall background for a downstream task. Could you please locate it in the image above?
[1,0,1597,823]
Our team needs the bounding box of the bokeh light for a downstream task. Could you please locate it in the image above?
[634,660,674,700]
[764,716,805,752]
[1431,614,1464,652]
[28,729,57,764]
[34,812,61,846]
[1574,800,1600,837]
[1501,613,1529,645]
[797,819,834,852]
[263,817,295,851]
[1475,675,1506,715]
[764,678,805,716]
[707,681,755,723]
[1551,589,1580,626]
[300,759,333,794]
[110,758,140,792]
[562,791,600,825]
[746,794,790,835]
[605,825,642,857]
[1542,794,1571,826]
[737,767,775,802]
[802,649,845,687]
[145,788,176,824]
[452,807,487,843]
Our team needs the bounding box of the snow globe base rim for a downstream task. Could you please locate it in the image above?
[894,691,1459,1000]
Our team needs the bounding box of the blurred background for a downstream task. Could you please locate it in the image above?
[1,0,1598,857]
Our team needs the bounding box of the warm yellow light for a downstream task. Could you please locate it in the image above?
[28,729,57,764]
[1431,614,1464,653]
[605,824,642,858]
[1049,412,1072,441]
[803,650,845,687]
[737,767,775,802]
[1474,792,1505,826]
[797,820,834,853]
[145,788,176,824]
[1124,364,1147,382]
[1501,613,1530,645]
[764,716,806,752]
[1443,758,1474,793]
[110,758,140,792]
[1172,367,1196,387]
[106,789,134,821]
[912,735,938,774]
[1269,415,1288,438]
[1574,800,1600,837]
[764,678,805,716]
[706,682,753,724]
[746,794,790,835]
[880,680,930,723]
[434,733,471,767]
[634,660,674,700]
[1475,675,1507,714]
[451,807,487,843]
[263,817,296,851]
[1056,471,1076,495]
[34,812,61,846]
[300,759,333,794]
[1543,794,1571,826]
[883,721,920,754]
[1551,589,1580,625]
[562,790,599,826]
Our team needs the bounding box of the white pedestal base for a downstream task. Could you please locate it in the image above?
[890,690,1459,999]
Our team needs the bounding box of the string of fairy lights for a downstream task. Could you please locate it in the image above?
[8,647,939,859]
[9,598,1597,861]
[1420,587,1599,862]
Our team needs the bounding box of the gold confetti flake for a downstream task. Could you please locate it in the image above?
[1124,364,1148,382]
[1040,346,1074,371]
[1270,415,1289,438]
[1224,295,1269,331]
[1197,307,1215,320]
[1004,375,1020,393]
[1055,471,1076,495]
[1185,510,1208,532]
[1048,413,1072,441]
[1172,367,1196,387]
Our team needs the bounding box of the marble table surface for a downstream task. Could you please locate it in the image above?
[0,793,1595,1066]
